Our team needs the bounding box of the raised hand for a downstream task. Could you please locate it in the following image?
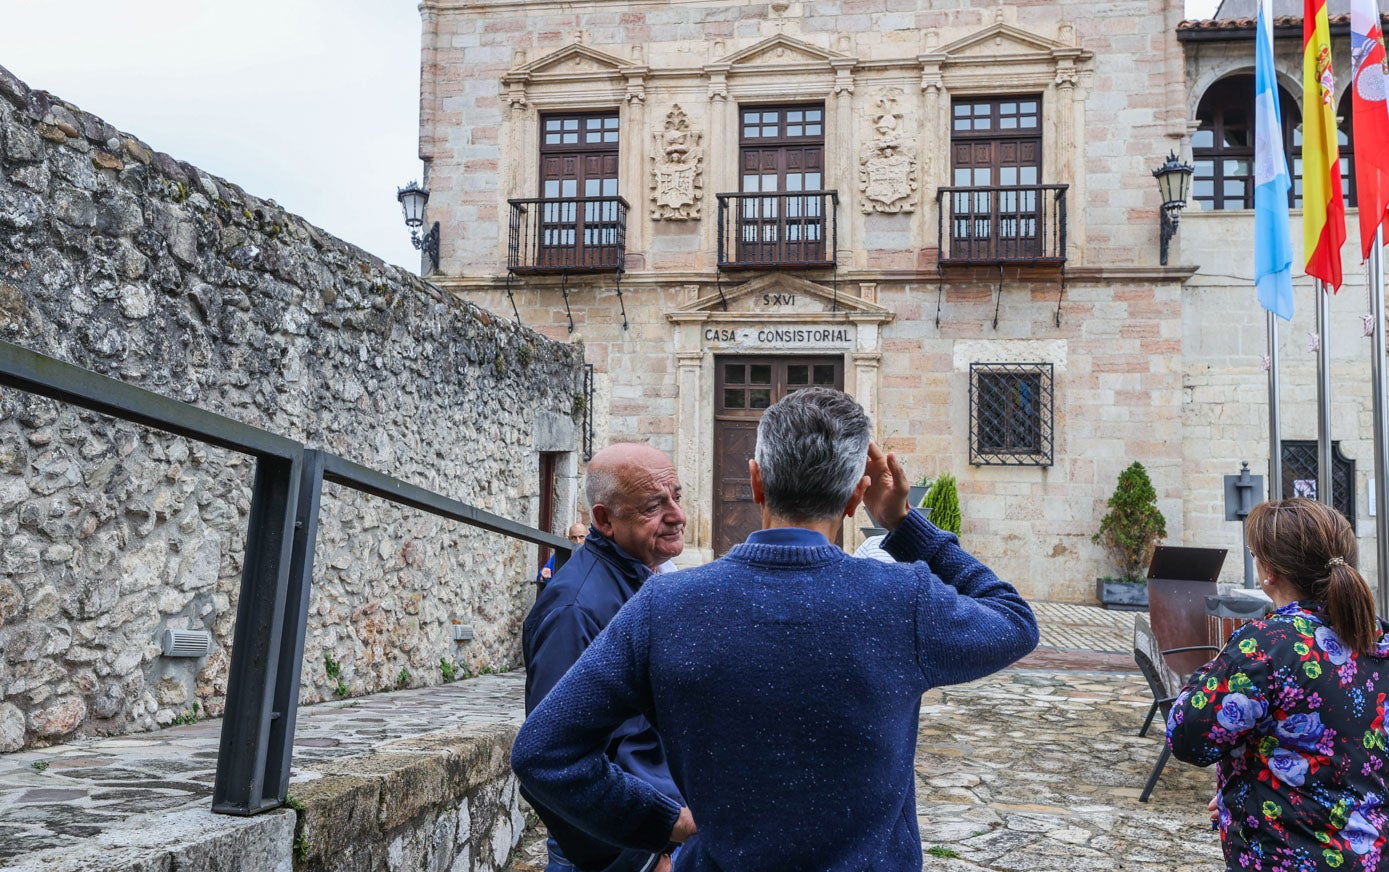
[861,441,911,532]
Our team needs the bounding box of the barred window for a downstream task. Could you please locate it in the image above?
[1280,440,1356,531]
[970,362,1053,466]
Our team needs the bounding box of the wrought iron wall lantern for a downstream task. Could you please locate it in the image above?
[1152,152,1194,266]
[397,180,440,272]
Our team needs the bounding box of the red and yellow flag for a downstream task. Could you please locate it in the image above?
[1303,0,1347,289]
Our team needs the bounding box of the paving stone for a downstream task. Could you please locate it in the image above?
[0,605,1221,872]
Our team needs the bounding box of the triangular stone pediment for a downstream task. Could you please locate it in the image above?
[938,24,1078,62]
[674,274,891,317]
[516,44,628,77]
[718,34,843,68]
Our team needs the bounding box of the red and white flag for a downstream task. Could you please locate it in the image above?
[1351,0,1389,257]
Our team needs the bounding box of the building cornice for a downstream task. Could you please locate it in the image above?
[436,265,1198,291]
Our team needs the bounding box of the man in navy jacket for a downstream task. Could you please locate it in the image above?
[513,388,1038,871]
[522,442,686,872]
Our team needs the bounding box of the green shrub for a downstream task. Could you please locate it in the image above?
[922,473,961,538]
[1093,461,1168,583]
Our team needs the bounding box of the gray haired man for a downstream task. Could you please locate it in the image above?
[512,387,1038,871]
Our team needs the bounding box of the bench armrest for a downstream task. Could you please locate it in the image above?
[1161,645,1220,655]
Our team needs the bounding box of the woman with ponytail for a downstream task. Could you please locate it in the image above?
[1168,498,1389,871]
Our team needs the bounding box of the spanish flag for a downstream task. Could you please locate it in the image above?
[1303,0,1347,289]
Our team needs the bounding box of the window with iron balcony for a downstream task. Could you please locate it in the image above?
[508,111,629,275]
[716,104,839,270]
[938,97,1067,267]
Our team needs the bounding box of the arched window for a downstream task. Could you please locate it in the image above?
[1192,74,1301,210]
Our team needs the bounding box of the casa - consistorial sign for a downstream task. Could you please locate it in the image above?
[701,325,855,349]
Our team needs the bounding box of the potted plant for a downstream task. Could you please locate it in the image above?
[908,475,933,512]
[1093,461,1167,610]
[920,474,962,538]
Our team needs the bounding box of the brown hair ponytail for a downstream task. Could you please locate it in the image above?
[1246,498,1381,655]
[1323,562,1379,655]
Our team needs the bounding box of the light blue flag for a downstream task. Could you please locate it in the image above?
[1254,0,1294,320]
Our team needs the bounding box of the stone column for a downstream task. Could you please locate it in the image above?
[1054,62,1077,188]
[920,49,945,256]
[831,59,857,268]
[851,318,883,430]
[702,65,732,270]
[675,343,708,558]
[621,66,649,272]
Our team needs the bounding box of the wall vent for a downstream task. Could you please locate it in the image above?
[451,624,475,642]
[161,629,212,658]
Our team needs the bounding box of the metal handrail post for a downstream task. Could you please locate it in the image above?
[212,451,302,815]
[264,448,326,803]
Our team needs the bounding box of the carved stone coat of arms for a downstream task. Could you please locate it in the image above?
[859,90,918,214]
[651,105,703,220]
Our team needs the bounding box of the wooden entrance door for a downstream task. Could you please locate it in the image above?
[713,355,845,555]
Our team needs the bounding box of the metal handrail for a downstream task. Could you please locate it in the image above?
[0,338,573,816]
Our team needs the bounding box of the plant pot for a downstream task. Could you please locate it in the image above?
[908,485,930,510]
[1096,578,1148,611]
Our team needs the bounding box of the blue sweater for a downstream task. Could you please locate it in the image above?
[511,510,1038,871]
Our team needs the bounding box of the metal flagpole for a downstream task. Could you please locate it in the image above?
[1370,228,1389,615]
[1268,310,1283,500]
[1317,279,1333,506]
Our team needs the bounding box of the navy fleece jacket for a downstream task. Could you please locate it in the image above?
[521,526,682,870]
[511,509,1038,872]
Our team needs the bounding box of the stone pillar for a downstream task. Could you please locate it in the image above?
[702,65,732,269]
[621,66,649,272]
[1054,61,1077,188]
[419,5,440,164]
[675,344,708,556]
[851,319,883,429]
[920,50,945,253]
[831,58,857,268]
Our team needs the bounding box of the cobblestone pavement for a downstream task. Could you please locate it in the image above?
[0,674,527,864]
[0,604,1223,871]
[508,603,1222,872]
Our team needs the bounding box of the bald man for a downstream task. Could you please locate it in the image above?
[521,443,687,872]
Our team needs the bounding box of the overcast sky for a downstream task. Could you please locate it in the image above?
[0,0,425,272]
[0,1,1221,274]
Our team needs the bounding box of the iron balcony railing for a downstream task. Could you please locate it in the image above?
[508,196,629,275]
[937,184,1068,266]
[716,190,839,270]
[0,339,574,817]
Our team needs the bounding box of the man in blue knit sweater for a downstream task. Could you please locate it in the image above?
[512,388,1039,871]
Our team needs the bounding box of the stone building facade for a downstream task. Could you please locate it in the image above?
[0,65,584,751]
[420,0,1387,601]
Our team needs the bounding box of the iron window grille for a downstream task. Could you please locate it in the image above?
[1280,440,1356,531]
[970,362,1054,466]
[582,363,595,461]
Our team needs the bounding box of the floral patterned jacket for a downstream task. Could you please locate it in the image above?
[1167,604,1389,871]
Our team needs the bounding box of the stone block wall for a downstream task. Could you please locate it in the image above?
[1180,210,1381,586]
[0,65,583,752]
